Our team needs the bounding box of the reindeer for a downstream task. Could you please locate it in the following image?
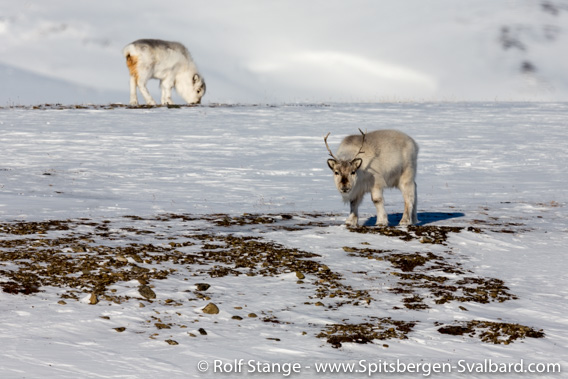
[325,129,419,226]
[123,39,206,105]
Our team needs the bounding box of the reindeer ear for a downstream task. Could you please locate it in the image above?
[327,159,337,170]
[193,74,200,84]
[351,158,363,170]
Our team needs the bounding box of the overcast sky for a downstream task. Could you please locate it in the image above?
[1,1,567,104]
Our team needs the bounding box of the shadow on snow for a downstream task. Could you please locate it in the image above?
[362,212,465,227]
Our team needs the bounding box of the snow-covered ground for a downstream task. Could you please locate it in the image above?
[0,103,566,378]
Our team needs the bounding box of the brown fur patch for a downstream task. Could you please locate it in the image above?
[125,54,138,82]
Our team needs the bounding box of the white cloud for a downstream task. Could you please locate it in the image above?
[251,50,437,88]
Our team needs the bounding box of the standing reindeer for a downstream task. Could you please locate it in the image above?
[123,39,206,105]
[325,129,419,226]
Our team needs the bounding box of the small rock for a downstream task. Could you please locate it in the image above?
[155,323,171,330]
[315,302,324,307]
[131,265,149,275]
[248,313,257,318]
[114,327,126,332]
[295,271,305,280]
[232,315,243,320]
[57,300,67,305]
[198,328,207,335]
[165,339,178,345]
[139,285,156,300]
[202,303,219,314]
[89,293,99,305]
[196,283,210,291]
[129,254,143,263]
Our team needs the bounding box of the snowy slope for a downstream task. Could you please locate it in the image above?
[0,103,566,378]
[1,1,568,104]
[0,63,123,106]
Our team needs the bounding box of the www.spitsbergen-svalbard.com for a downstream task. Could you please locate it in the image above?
[197,358,561,376]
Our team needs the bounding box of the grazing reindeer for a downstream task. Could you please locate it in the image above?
[325,129,419,226]
[123,39,206,105]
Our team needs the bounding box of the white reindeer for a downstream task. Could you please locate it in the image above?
[325,129,419,227]
[122,39,206,105]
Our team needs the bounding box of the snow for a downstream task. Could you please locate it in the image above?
[1,1,568,105]
[0,103,567,378]
[0,63,124,106]
[1,3,567,377]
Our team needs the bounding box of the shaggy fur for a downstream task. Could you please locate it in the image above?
[123,39,206,105]
[326,129,419,226]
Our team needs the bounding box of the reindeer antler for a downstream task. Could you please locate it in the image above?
[324,132,338,160]
[355,128,366,156]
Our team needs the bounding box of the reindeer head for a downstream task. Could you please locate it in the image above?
[177,73,206,104]
[192,74,206,104]
[324,129,366,195]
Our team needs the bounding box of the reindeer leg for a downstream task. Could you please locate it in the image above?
[346,195,363,227]
[160,78,175,105]
[371,186,389,226]
[136,73,156,105]
[411,181,418,224]
[399,179,417,226]
[411,181,418,225]
[129,76,139,105]
[126,54,140,105]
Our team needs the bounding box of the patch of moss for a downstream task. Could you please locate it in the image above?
[438,320,544,344]
[348,225,475,245]
[317,318,416,348]
[343,246,516,308]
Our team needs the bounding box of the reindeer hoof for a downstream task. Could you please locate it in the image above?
[345,217,358,227]
[398,219,412,227]
[375,217,389,226]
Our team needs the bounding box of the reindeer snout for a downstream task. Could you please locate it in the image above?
[338,177,352,193]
